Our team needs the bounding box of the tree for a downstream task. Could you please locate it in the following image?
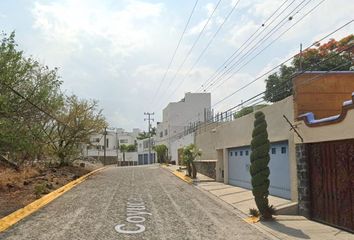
[153,144,168,163]
[126,144,136,152]
[264,35,354,103]
[264,65,295,102]
[233,105,268,119]
[250,111,273,220]
[136,127,156,140]
[46,95,107,166]
[182,144,201,179]
[0,31,63,163]
[119,144,128,162]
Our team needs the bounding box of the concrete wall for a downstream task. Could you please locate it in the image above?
[170,133,194,163]
[195,96,298,201]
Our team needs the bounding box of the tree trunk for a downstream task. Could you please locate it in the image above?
[186,162,192,177]
[191,161,197,179]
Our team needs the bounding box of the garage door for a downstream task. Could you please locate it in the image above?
[228,141,291,199]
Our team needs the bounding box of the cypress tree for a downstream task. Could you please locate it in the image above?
[250,111,273,220]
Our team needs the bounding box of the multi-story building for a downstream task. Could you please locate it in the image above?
[155,92,211,160]
[82,128,141,163]
[137,137,156,165]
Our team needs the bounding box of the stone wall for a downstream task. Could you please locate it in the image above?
[91,156,118,165]
[194,160,216,179]
[296,143,310,217]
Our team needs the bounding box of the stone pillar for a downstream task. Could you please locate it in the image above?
[296,143,311,217]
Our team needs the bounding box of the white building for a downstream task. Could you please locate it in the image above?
[137,137,156,165]
[83,128,141,163]
[155,92,211,162]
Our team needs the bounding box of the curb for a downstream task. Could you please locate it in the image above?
[160,165,193,184]
[0,166,106,233]
[172,170,193,184]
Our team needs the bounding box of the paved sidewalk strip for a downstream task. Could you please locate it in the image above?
[162,165,354,240]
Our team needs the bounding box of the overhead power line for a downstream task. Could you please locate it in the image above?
[150,0,199,107]
[204,0,311,92]
[155,0,223,109]
[196,0,293,92]
[167,0,242,99]
[212,25,353,107]
[0,81,70,129]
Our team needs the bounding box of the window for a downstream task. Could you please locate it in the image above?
[240,151,243,156]
[160,131,163,137]
[235,151,238,156]
[106,139,109,148]
[281,146,287,154]
[271,148,276,154]
[120,139,128,144]
[230,151,233,156]
[164,129,168,136]
[245,150,249,156]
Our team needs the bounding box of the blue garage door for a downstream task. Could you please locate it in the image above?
[228,141,291,199]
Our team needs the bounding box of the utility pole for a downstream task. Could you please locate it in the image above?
[103,127,107,165]
[144,112,154,164]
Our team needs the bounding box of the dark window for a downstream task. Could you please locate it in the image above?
[160,132,163,137]
[240,151,243,156]
[230,151,233,156]
[235,151,238,156]
[271,148,276,154]
[281,146,287,154]
[245,150,249,156]
[106,139,109,148]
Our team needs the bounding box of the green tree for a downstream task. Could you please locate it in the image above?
[250,111,273,220]
[126,144,136,152]
[119,144,128,162]
[182,144,201,179]
[153,144,168,163]
[46,95,107,166]
[136,127,156,140]
[264,35,354,103]
[0,31,63,163]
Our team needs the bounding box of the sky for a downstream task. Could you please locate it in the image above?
[0,0,353,131]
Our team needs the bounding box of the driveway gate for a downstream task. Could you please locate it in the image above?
[308,139,354,232]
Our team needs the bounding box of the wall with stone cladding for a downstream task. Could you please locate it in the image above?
[296,143,310,217]
[194,160,216,179]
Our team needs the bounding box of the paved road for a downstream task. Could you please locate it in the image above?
[0,165,271,240]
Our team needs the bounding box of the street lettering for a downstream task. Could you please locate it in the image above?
[115,196,151,234]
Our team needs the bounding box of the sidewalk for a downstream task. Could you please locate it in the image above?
[162,164,354,240]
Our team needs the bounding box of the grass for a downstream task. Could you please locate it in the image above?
[0,166,39,190]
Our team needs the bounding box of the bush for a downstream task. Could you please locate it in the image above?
[34,183,49,197]
[250,111,273,220]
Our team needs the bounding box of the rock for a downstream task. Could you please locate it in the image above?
[51,168,57,173]
[72,175,79,180]
[23,180,31,186]
[80,163,85,168]
[46,183,54,189]
[6,183,15,189]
